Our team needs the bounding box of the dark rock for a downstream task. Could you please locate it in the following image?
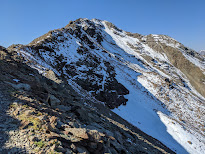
[56,105,71,112]
[9,83,31,91]
[114,131,123,144]
[165,78,170,83]
[88,142,98,149]
[76,146,89,154]
[49,95,61,107]
[108,147,118,154]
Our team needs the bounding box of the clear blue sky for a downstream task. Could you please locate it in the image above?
[1,0,205,51]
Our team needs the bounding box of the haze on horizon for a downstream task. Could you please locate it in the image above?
[1,0,205,52]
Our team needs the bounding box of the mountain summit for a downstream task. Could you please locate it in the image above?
[1,18,204,153]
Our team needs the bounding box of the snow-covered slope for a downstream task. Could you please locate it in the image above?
[9,18,205,153]
[199,50,205,56]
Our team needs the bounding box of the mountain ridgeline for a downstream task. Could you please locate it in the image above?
[1,18,205,153]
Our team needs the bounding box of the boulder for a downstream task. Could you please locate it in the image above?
[50,116,58,124]
[45,69,61,84]
[65,128,89,140]
[48,94,61,107]
[87,130,105,142]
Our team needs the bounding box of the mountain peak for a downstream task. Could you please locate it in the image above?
[3,18,205,153]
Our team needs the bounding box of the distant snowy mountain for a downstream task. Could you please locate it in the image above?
[8,18,205,153]
[199,50,205,56]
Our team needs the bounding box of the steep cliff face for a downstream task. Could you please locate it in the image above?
[5,18,205,153]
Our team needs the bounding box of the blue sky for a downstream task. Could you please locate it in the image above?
[1,0,205,51]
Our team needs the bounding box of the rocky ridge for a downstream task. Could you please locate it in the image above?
[1,18,205,153]
[0,47,174,153]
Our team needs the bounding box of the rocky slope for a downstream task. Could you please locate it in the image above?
[1,18,205,153]
[0,46,174,153]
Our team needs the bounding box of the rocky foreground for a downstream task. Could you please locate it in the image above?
[0,47,174,153]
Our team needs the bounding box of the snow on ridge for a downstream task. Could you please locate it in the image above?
[113,66,188,154]
[181,50,205,72]
[151,34,180,48]
[18,49,55,75]
[199,50,205,55]
[158,112,205,154]
[102,21,170,63]
[100,20,205,153]
[15,18,205,154]
[150,34,204,73]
